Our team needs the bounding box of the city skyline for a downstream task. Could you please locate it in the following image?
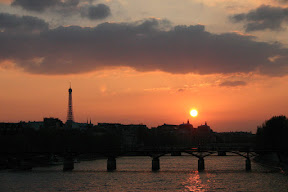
[1,0,288,132]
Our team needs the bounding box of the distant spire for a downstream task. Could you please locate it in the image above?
[90,118,92,125]
[187,119,190,124]
[205,121,207,126]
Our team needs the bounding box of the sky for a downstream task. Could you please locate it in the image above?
[1,0,288,132]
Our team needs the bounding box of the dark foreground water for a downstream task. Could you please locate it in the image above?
[1,155,287,191]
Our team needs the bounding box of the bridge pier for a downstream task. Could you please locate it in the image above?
[63,154,74,171]
[198,157,205,171]
[152,157,160,171]
[107,157,116,171]
[246,158,251,171]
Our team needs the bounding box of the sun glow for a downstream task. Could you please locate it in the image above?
[190,109,198,117]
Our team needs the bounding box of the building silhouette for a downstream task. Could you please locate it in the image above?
[66,84,74,124]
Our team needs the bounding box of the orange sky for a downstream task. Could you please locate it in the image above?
[1,66,288,132]
[1,0,288,132]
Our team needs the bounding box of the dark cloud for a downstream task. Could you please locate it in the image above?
[11,0,81,12]
[1,17,288,76]
[0,13,49,33]
[81,4,111,20]
[10,0,82,16]
[11,0,111,20]
[11,0,59,12]
[219,81,247,87]
[231,5,288,31]
[10,0,110,20]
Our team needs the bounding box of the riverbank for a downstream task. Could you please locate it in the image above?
[254,152,288,173]
[0,153,106,171]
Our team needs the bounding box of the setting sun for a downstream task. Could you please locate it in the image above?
[190,109,198,117]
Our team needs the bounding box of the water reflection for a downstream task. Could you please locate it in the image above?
[1,156,287,192]
[183,171,211,192]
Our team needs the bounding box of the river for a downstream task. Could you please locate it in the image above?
[1,154,287,191]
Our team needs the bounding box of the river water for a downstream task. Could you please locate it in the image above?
[1,154,287,191]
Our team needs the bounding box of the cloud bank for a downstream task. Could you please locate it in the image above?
[0,13,49,33]
[1,14,288,76]
[231,5,288,31]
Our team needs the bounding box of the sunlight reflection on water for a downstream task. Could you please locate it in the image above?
[184,172,208,192]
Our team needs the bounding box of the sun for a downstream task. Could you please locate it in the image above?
[190,109,198,117]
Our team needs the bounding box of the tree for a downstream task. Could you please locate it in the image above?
[256,115,288,151]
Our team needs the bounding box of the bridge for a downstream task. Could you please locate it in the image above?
[1,144,260,172]
[100,145,256,172]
